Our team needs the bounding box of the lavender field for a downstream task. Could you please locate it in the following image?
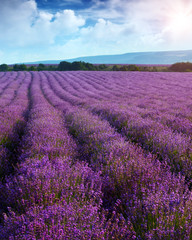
[0,71,192,239]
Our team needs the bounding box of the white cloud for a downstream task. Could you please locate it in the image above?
[0,0,85,47]
[0,0,37,45]
[1,0,192,64]
[86,0,192,43]
[81,18,133,42]
[54,10,85,34]
[45,17,161,60]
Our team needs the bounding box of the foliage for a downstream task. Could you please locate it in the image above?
[0,61,171,72]
[37,63,46,71]
[169,62,192,72]
[13,64,27,71]
[58,61,72,71]
[112,64,140,71]
[0,64,9,72]
[28,66,36,71]
[58,61,98,71]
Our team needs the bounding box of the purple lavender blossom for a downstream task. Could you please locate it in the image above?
[1,71,192,239]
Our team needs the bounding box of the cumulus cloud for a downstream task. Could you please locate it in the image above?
[87,0,192,44]
[0,0,85,46]
[81,19,133,42]
[46,0,192,60]
[54,9,85,33]
[44,17,162,61]
[1,0,192,64]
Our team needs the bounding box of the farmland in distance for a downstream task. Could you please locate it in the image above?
[0,70,192,239]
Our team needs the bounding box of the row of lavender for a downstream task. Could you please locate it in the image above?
[40,71,192,239]
[0,72,134,239]
[45,71,192,180]
[0,72,30,178]
[0,71,192,239]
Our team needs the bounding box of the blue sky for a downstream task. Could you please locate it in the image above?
[0,0,192,64]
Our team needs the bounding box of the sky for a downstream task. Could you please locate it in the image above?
[1,0,192,64]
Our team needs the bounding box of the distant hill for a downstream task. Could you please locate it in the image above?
[24,50,192,65]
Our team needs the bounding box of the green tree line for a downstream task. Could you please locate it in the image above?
[0,62,107,72]
[1,61,191,72]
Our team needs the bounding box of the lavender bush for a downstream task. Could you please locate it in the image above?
[0,71,135,239]
[1,70,192,239]
[0,72,31,177]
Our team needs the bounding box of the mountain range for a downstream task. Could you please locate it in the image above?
[24,50,192,65]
